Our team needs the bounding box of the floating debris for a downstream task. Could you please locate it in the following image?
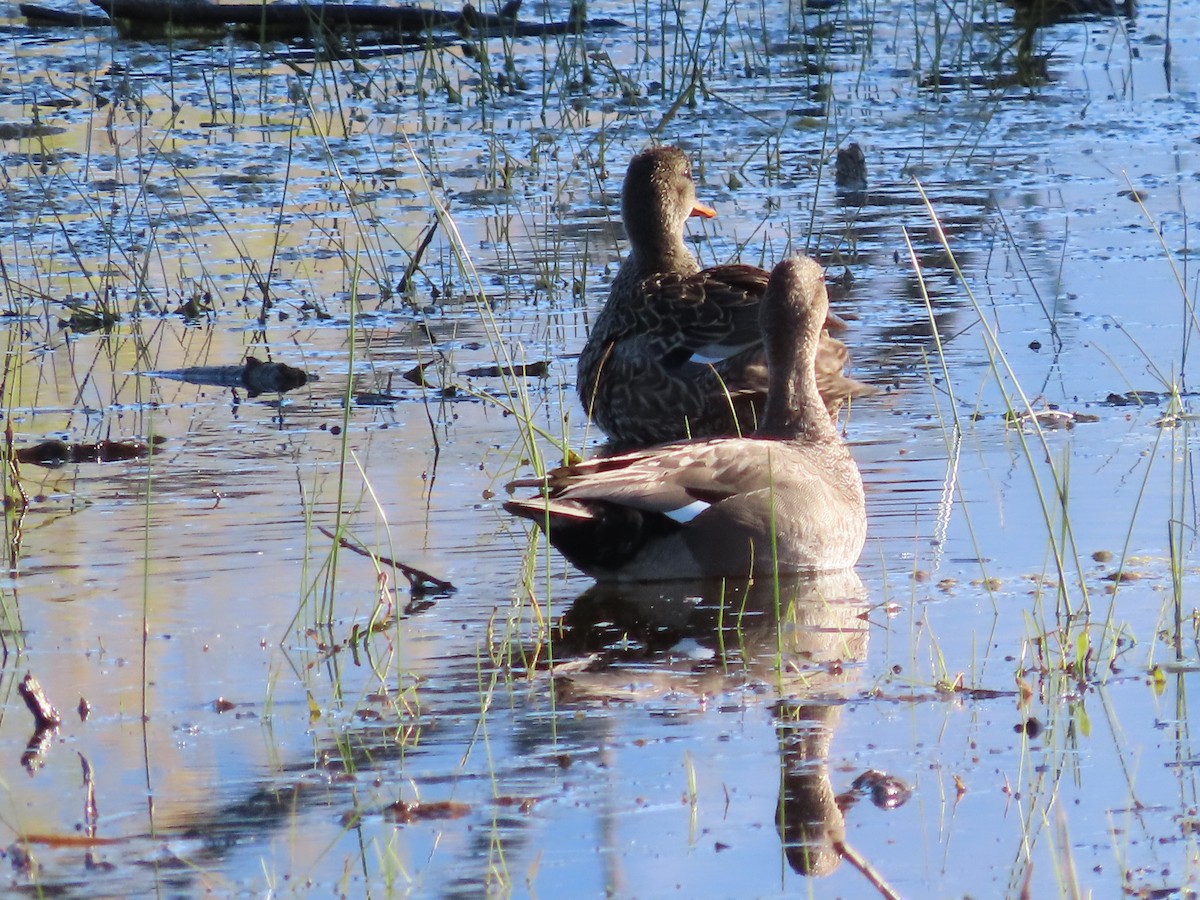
[1154,411,1200,429]
[319,526,456,596]
[1104,390,1168,406]
[381,799,471,824]
[1005,406,1099,429]
[1007,0,1130,26]
[59,308,120,333]
[402,360,437,386]
[76,0,624,42]
[145,356,310,397]
[0,121,68,139]
[354,391,404,406]
[13,436,164,467]
[460,361,548,378]
[845,769,913,811]
[18,672,61,731]
[835,142,867,193]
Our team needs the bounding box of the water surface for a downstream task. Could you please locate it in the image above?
[0,0,1197,895]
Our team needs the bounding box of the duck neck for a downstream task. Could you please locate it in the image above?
[758,329,836,442]
[624,224,697,280]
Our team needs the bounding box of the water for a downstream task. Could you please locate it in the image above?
[0,0,1197,895]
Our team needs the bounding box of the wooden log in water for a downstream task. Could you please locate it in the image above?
[19,3,111,26]
[90,0,462,31]
[81,0,623,39]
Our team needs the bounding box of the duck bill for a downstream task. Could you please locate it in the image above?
[690,201,717,219]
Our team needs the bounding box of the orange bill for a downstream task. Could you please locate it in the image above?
[690,201,717,218]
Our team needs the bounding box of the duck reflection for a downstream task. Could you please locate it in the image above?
[547,569,891,881]
[775,701,847,876]
[550,570,865,696]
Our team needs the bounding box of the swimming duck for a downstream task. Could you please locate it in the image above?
[577,145,871,448]
[508,255,866,581]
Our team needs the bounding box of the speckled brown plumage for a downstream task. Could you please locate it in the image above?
[578,145,871,449]
[507,255,867,581]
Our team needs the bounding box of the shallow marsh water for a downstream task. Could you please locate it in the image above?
[0,0,1197,895]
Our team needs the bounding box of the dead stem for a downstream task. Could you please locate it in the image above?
[319,526,456,595]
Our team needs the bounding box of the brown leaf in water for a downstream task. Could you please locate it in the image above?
[495,795,539,814]
[1103,570,1143,582]
[383,799,471,823]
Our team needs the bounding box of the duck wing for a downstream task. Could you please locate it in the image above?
[813,334,875,407]
[710,334,873,416]
[513,438,811,522]
[633,264,769,367]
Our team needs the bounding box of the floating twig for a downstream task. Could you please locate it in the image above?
[319,527,455,595]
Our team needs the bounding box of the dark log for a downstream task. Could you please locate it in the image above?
[85,0,623,39]
[91,0,463,31]
[18,672,62,731]
[14,437,164,467]
[19,3,111,26]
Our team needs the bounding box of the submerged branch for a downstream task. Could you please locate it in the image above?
[320,526,456,595]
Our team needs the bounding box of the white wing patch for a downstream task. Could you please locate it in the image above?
[691,340,756,365]
[664,499,711,523]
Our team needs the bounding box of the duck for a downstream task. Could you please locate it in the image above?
[507,255,866,581]
[577,145,872,449]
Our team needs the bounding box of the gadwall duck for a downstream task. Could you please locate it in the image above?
[507,255,866,581]
[578,146,871,449]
